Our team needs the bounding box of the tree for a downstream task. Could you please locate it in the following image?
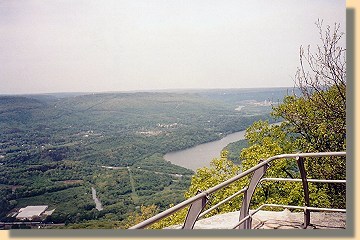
[240,120,331,208]
[274,19,346,154]
[150,152,244,229]
[145,20,346,229]
[122,205,159,229]
[240,20,346,209]
[271,20,346,208]
[295,20,346,107]
[184,151,242,215]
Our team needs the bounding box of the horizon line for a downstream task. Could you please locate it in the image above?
[0,86,296,96]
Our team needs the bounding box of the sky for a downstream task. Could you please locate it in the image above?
[0,0,345,94]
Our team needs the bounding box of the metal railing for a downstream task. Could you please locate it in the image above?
[129,151,346,229]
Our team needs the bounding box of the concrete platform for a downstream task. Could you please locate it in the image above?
[165,209,346,229]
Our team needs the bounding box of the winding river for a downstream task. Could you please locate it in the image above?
[164,130,247,171]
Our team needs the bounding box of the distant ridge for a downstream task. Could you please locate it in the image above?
[0,86,295,97]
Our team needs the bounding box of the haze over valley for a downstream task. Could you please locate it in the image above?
[0,88,287,228]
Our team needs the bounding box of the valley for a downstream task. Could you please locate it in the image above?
[0,88,288,228]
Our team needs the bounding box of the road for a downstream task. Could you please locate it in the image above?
[91,187,103,211]
[127,167,139,205]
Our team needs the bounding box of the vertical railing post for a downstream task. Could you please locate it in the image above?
[238,161,269,229]
[296,156,311,228]
[182,190,209,229]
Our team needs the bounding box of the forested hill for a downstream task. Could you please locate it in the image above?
[195,87,294,103]
[0,88,288,228]
[0,89,287,165]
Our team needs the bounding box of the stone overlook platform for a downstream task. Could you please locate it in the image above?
[166,209,346,229]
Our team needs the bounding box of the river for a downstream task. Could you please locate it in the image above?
[163,130,247,171]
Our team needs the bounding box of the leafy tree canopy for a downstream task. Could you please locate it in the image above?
[181,20,346,224]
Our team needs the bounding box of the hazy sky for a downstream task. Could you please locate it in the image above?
[0,0,345,94]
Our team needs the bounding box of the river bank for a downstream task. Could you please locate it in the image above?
[164,122,282,171]
[163,129,247,171]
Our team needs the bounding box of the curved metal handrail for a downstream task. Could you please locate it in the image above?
[129,151,346,229]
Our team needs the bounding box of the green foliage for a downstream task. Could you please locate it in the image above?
[150,205,188,229]
[185,152,241,203]
[133,154,193,175]
[60,219,124,229]
[222,139,248,164]
[239,21,346,209]
[240,121,302,208]
[241,121,295,165]
[273,84,346,153]
[0,89,287,227]
[14,186,96,223]
[149,152,244,229]
[237,94,346,209]
[122,204,160,229]
[269,67,346,209]
[133,169,173,192]
[181,22,346,220]
[239,120,334,209]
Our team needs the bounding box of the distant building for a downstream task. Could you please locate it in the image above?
[16,205,48,220]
